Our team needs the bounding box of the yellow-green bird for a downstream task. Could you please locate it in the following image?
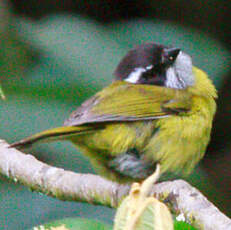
[11,43,217,183]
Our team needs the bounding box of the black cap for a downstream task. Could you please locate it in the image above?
[114,43,181,86]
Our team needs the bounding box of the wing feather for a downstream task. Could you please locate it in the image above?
[64,81,192,126]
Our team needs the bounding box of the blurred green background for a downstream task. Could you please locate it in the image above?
[0,0,230,229]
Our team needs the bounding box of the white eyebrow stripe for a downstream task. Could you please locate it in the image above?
[124,67,146,83]
[146,65,153,70]
[124,65,153,83]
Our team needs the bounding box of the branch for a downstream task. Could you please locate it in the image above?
[0,139,129,207]
[0,139,230,230]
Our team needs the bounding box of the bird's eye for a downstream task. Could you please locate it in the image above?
[162,48,180,65]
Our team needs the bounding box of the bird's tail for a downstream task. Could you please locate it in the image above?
[10,126,99,148]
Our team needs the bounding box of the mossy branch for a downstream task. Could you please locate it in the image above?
[0,139,230,230]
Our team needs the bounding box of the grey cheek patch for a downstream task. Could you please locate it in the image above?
[165,51,194,89]
[166,67,185,89]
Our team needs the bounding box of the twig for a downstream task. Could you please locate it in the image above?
[0,139,230,230]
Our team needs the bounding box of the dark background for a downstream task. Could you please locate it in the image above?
[0,0,230,229]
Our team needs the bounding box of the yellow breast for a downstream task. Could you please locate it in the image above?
[145,67,217,174]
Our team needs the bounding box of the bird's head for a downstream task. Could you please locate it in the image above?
[114,43,194,89]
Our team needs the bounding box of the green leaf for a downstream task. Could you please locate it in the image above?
[0,84,5,99]
[14,15,124,89]
[32,217,112,230]
[174,220,197,230]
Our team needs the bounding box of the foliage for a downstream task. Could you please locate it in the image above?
[32,218,112,230]
[31,218,197,230]
[0,84,5,99]
[174,220,197,230]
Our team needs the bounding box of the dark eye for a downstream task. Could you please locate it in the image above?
[162,48,180,65]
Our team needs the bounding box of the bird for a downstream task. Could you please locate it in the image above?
[11,43,217,183]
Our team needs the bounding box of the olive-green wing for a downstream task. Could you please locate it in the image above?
[64,81,192,126]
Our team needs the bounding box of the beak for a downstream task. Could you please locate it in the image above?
[162,48,181,64]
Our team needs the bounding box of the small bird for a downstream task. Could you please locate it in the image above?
[11,43,217,183]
